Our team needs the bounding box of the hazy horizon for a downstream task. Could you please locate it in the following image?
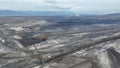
[0,0,120,14]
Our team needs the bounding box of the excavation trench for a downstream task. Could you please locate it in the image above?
[43,34,120,64]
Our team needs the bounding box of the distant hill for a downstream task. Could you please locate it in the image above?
[104,13,120,17]
[0,10,75,16]
[0,10,120,16]
[105,13,120,15]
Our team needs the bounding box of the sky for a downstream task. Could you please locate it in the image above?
[0,0,120,14]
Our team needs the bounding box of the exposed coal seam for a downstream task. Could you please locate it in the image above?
[107,47,120,68]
